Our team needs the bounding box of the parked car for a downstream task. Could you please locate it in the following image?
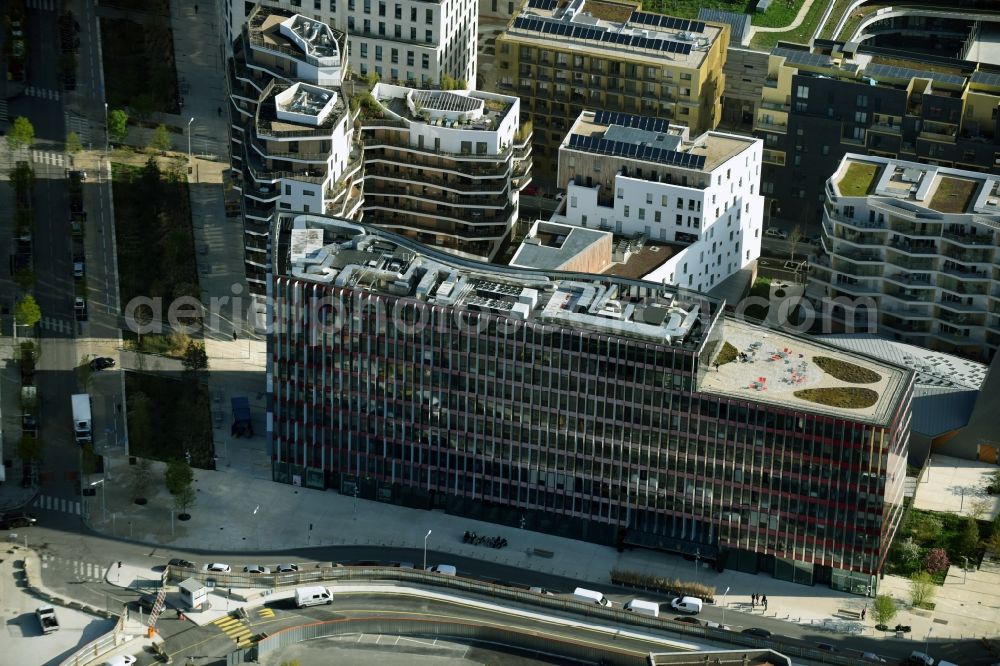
[673,616,701,625]
[816,643,839,653]
[741,627,772,638]
[90,357,116,371]
[203,563,231,573]
[425,564,457,576]
[905,652,934,666]
[102,656,136,666]
[0,513,37,529]
[670,596,703,614]
[167,558,195,569]
[764,228,788,240]
[243,565,270,574]
[275,563,299,573]
[861,652,886,663]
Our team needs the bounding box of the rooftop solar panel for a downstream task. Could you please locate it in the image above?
[971,70,1000,87]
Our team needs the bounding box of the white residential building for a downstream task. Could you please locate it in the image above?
[810,154,1000,362]
[229,7,362,294]
[226,0,477,87]
[360,82,532,260]
[554,110,763,293]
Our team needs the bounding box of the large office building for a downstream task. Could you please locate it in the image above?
[359,82,531,261]
[809,153,1000,362]
[229,7,362,293]
[755,40,1000,226]
[270,213,913,594]
[226,0,477,87]
[552,110,763,291]
[495,0,729,175]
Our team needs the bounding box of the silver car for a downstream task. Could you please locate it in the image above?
[203,563,231,573]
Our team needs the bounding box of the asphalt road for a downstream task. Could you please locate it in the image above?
[16,521,987,666]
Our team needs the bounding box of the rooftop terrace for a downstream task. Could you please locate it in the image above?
[700,319,911,425]
[369,83,516,133]
[248,5,345,68]
[282,214,721,350]
[833,155,1000,219]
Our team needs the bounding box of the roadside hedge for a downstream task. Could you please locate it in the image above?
[610,568,716,603]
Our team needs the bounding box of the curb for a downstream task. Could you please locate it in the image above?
[11,545,118,620]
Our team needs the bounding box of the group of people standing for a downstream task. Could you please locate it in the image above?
[751,593,769,610]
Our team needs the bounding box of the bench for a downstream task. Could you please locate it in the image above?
[531,548,555,559]
[837,608,862,620]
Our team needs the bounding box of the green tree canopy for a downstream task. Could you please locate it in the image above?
[954,516,981,559]
[872,594,897,627]
[181,341,209,373]
[14,295,42,327]
[165,458,194,495]
[148,123,172,153]
[131,459,153,500]
[7,116,35,151]
[66,131,83,156]
[173,483,196,514]
[909,571,935,607]
[108,109,129,144]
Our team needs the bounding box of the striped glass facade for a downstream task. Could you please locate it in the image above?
[271,276,912,587]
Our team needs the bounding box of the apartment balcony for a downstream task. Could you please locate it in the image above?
[869,122,901,134]
[941,264,991,280]
[937,298,986,314]
[365,185,509,209]
[763,149,785,166]
[363,143,513,167]
[363,200,515,227]
[833,279,880,296]
[884,253,936,271]
[836,233,884,249]
[939,278,988,296]
[942,231,997,247]
[888,220,939,236]
[880,317,933,334]
[362,211,508,242]
[365,165,507,194]
[883,273,933,289]
[889,239,939,255]
[243,202,276,221]
[919,127,958,143]
[754,118,787,133]
[759,100,789,112]
[880,303,934,320]
[884,288,935,303]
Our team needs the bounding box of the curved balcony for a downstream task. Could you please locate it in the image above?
[360,201,515,228]
[364,165,507,194]
[364,186,509,209]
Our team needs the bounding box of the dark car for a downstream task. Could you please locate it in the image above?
[673,616,701,625]
[90,357,116,371]
[0,513,37,529]
[816,643,839,653]
[168,558,195,569]
[741,627,772,638]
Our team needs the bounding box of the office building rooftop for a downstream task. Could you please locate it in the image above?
[282,214,720,350]
[509,220,611,271]
[508,0,724,68]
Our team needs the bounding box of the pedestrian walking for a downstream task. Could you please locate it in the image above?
[194,4,199,13]
[861,606,867,621]
[762,595,768,611]
[751,593,757,607]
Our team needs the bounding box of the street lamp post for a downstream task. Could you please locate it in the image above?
[925,627,932,659]
[721,586,730,627]
[90,479,107,522]
[104,102,109,154]
[187,117,195,163]
[423,529,432,570]
[253,504,260,549]
[962,556,969,584]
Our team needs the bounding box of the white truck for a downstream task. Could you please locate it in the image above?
[36,605,59,633]
[71,394,92,446]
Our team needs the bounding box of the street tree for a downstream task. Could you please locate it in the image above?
[165,458,194,495]
[10,161,34,195]
[969,497,992,521]
[108,109,129,144]
[17,435,41,462]
[131,459,153,501]
[181,341,209,373]
[923,548,949,574]
[14,295,42,328]
[787,225,803,262]
[872,594,897,627]
[6,116,35,151]
[909,571,935,607]
[148,124,172,154]
[65,131,83,158]
[173,483,196,516]
[955,516,981,559]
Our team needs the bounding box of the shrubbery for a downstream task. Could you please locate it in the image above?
[610,568,715,603]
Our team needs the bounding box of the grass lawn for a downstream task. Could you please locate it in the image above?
[813,356,882,384]
[794,386,879,408]
[100,17,178,115]
[838,162,879,197]
[886,508,990,580]
[125,372,214,468]
[641,0,806,28]
[750,0,830,49]
[716,341,739,365]
[818,0,856,40]
[743,276,771,321]
[930,177,978,214]
[112,159,199,311]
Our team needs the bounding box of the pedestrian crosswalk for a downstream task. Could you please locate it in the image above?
[213,615,254,646]
[0,99,8,123]
[25,86,61,101]
[256,607,274,618]
[40,554,106,582]
[32,494,83,515]
[40,316,74,333]
[31,150,67,167]
[27,0,58,9]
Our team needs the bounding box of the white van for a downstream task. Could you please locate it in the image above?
[573,587,613,607]
[670,596,703,614]
[294,586,332,608]
[425,564,457,576]
[624,599,659,617]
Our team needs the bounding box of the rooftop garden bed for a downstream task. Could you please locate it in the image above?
[838,162,879,197]
[930,177,978,214]
[813,356,882,384]
[794,387,879,409]
[716,341,739,366]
